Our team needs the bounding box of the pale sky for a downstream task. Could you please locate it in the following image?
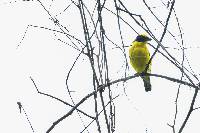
[1,0,200,133]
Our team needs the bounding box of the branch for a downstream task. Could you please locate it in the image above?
[29,76,95,119]
[145,0,176,72]
[46,72,199,132]
[80,95,119,133]
[193,107,200,111]
[178,89,199,133]
[17,102,35,132]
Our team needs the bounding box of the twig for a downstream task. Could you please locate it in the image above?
[29,76,95,119]
[178,89,199,133]
[170,6,185,133]
[17,102,35,132]
[80,95,119,133]
[145,0,176,72]
[193,107,200,111]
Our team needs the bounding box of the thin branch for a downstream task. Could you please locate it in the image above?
[46,72,199,132]
[114,0,129,78]
[29,76,95,119]
[36,0,82,49]
[78,1,102,132]
[17,102,35,133]
[178,89,199,133]
[145,0,176,72]
[97,0,111,132]
[80,95,119,133]
[170,6,185,133]
[193,106,200,111]
[17,24,85,49]
[142,0,181,46]
[64,45,90,131]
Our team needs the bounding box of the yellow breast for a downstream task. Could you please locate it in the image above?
[129,41,151,73]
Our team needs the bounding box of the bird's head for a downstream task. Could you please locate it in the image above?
[135,34,152,42]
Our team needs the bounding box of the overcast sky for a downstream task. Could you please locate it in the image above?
[1,0,200,133]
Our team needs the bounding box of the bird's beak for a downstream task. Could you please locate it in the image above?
[145,36,152,41]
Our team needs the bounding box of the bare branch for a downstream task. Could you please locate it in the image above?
[29,76,95,119]
[17,102,35,132]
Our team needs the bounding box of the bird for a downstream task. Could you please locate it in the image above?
[129,34,152,92]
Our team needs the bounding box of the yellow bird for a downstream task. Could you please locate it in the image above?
[129,34,152,92]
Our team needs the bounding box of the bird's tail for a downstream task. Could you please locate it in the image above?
[142,76,151,92]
